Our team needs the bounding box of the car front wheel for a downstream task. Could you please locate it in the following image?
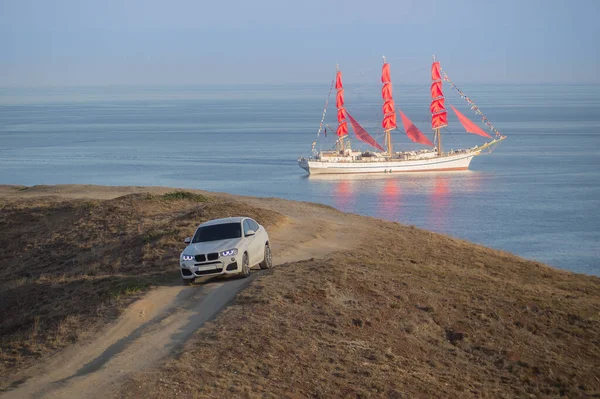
[240,253,250,278]
[259,244,272,269]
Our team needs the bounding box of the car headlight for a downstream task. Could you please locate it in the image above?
[182,254,194,261]
[220,249,238,257]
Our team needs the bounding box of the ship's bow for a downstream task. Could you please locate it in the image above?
[298,158,310,174]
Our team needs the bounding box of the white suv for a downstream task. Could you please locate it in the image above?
[180,217,272,284]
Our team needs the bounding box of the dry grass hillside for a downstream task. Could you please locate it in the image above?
[0,187,285,382]
[122,220,600,398]
[1,185,599,398]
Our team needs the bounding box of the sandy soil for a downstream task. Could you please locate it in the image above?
[1,185,599,398]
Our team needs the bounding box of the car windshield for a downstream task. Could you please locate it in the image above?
[192,222,242,243]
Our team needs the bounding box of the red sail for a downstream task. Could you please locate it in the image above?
[430,98,445,114]
[382,113,397,130]
[383,99,395,115]
[381,63,391,83]
[336,89,345,108]
[346,112,385,151]
[382,83,393,101]
[336,121,348,137]
[450,105,492,138]
[431,81,443,99]
[336,69,346,137]
[381,62,397,130]
[432,112,448,129]
[399,110,433,146]
[431,61,441,81]
[335,71,343,90]
[337,108,345,123]
[431,61,447,130]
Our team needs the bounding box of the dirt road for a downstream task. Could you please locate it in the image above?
[2,196,362,399]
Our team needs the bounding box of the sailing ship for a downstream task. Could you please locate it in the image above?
[298,57,506,175]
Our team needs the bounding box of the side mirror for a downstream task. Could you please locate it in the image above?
[184,237,191,244]
[245,229,255,237]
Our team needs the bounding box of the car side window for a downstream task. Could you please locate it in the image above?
[243,220,252,236]
[249,219,260,231]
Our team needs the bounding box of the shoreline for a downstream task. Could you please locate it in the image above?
[1,183,595,277]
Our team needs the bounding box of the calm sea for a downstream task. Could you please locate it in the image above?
[1,84,599,275]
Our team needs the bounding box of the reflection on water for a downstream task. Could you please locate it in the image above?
[309,171,481,236]
[381,179,401,221]
[333,179,355,210]
[429,176,450,232]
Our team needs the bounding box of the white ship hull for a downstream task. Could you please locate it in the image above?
[298,150,480,175]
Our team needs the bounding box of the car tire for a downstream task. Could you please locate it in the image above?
[259,244,272,269]
[182,278,194,286]
[240,253,250,278]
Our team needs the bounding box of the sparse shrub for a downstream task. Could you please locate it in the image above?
[161,191,209,202]
[111,281,150,299]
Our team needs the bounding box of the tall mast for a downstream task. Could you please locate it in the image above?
[431,55,448,156]
[381,56,397,156]
[335,65,348,153]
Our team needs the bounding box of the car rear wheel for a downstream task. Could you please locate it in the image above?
[259,244,272,269]
[240,253,250,278]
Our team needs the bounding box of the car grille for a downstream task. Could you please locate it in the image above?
[194,253,219,262]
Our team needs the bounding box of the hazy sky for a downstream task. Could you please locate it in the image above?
[1,0,598,86]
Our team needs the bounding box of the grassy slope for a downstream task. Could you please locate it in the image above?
[0,189,285,383]
[122,219,600,398]
[1,186,599,397]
